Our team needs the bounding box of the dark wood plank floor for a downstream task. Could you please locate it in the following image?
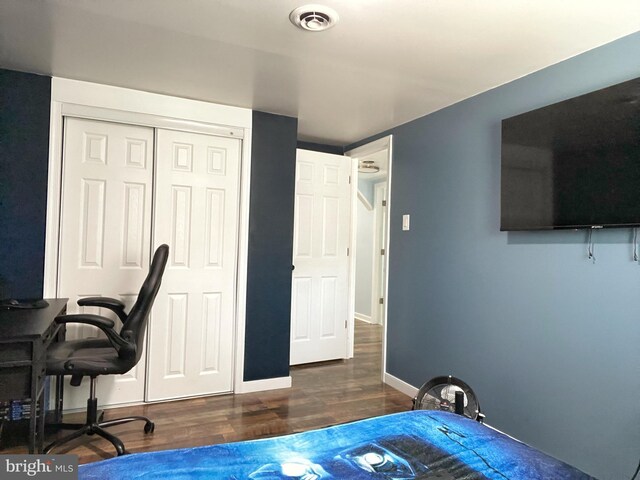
[9,320,412,463]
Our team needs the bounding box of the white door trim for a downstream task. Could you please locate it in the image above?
[44,77,253,397]
[345,136,393,377]
[59,103,245,138]
[370,182,387,326]
[347,157,358,358]
[232,125,254,394]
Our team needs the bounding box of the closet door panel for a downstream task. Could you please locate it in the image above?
[147,129,241,401]
[58,117,154,408]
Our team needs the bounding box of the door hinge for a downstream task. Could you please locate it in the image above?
[345,320,348,329]
[382,200,387,207]
[379,297,384,305]
[348,175,351,184]
[347,247,350,256]
[380,248,385,255]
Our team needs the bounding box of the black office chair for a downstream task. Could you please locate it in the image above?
[44,244,169,456]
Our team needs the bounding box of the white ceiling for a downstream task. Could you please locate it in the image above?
[1,1,638,146]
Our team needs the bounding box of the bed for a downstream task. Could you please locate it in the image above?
[79,410,594,479]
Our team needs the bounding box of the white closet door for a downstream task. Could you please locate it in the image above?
[58,117,154,408]
[147,129,241,401]
[290,149,351,365]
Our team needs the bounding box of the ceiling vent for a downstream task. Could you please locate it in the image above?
[290,5,339,32]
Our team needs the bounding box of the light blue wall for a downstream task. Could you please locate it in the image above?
[358,178,375,205]
[355,198,374,317]
[347,32,640,480]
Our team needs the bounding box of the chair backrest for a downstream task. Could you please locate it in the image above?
[119,244,169,362]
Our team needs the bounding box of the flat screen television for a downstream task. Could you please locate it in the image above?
[500,77,640,231]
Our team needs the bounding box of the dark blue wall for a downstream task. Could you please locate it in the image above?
[244,111,298,381]
[0,69,296,382]
[347,32,640,480]
[0,69,51,300]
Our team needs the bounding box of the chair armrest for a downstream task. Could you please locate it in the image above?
[54,314,132,356]
[55,314,115,329]
[77,296,128,323]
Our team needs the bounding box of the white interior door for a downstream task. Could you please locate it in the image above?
[146,129,241,401]
[290,149,351,365]
[58,117,154,408]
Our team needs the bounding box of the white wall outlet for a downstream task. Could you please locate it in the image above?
[402,214,410,231]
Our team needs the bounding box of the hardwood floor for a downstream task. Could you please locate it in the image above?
[8,320,412,463]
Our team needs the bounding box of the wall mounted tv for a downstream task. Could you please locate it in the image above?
[501,77,640,231]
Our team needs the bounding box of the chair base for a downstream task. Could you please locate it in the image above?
[44,416,154,456]
[44,377,154,456]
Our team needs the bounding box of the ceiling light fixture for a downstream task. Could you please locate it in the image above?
[290,5,339,32]
[358,160,380,173]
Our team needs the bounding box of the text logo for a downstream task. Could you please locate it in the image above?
[0,456,77,479]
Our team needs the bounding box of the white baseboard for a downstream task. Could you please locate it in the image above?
[235,376,292,394]
[355,312,373,323]
[384,372,419,398]
[62,379,293,412]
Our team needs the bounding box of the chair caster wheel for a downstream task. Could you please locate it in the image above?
[144,421,155,434]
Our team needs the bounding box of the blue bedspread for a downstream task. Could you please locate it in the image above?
[79,410,594,479]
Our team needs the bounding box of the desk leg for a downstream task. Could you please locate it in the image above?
[37,389,46,453]
[27,413,35,454]
[55,374,64,423]
[54,324,66,424]
[28,369,37,454]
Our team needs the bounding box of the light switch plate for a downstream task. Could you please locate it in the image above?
[402,214,410,231]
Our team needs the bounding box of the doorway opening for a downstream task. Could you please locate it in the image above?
[346,136,393,382]
[353,151,388,326]
[288,136,393,386]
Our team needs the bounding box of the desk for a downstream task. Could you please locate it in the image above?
[0,298,67,453]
